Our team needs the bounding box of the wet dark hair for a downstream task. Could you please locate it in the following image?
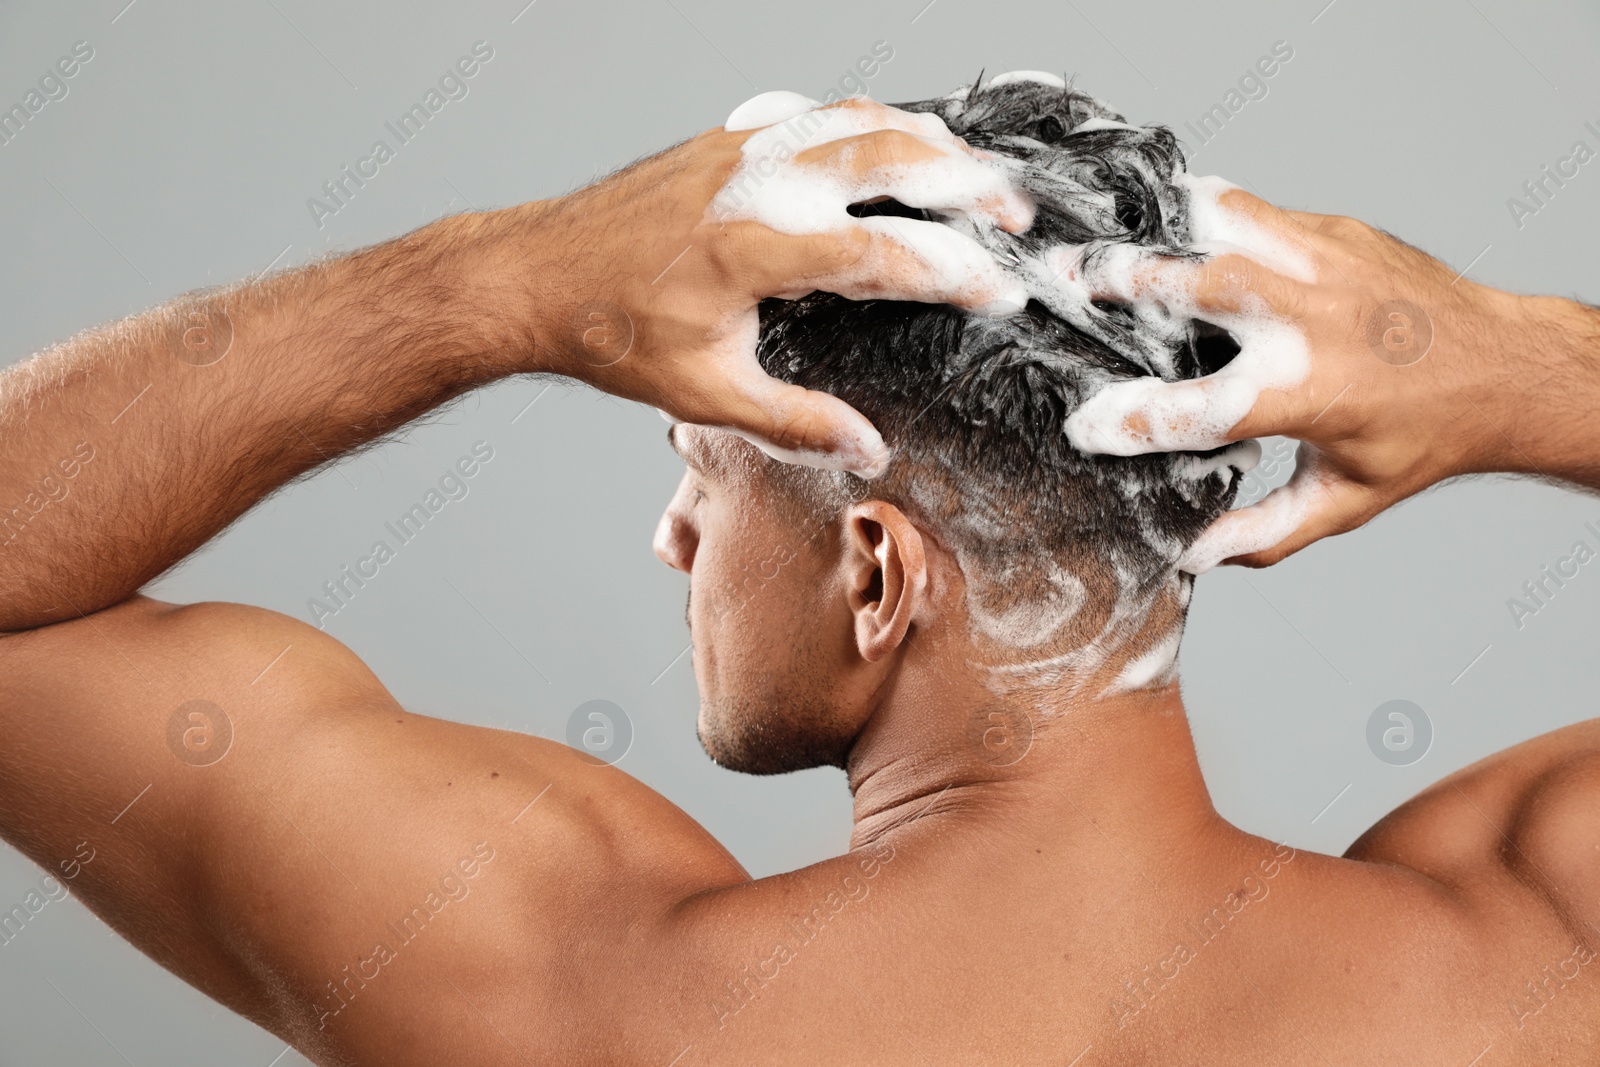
[755,76,1247,632]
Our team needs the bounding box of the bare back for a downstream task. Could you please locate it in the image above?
[5,596,1599,1065]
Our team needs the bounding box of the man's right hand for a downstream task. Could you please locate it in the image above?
[516,95,1033,478]
[1063,187,1600,571]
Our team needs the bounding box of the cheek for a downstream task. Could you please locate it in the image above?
[700,541,836,683]
[690,519,803,675]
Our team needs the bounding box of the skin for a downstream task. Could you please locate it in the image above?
[2,99,1600,1064]
[1071,189,1600,566]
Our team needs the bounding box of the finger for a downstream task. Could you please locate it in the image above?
[726,93,964,149]
[807,96,965,148]
[1082,246,1292,319]
[1209,186,1300,237]
[802,216,1028,314]
[1066,362,1330,457]
[1280,208,1368,242]
[680,364,890,478]
[1178,448,1368,572]
[1183,180,1318,282]
[1065,376,1237,455]
[794,129,1033,233]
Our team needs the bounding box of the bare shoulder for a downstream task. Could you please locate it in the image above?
[0,596,750,1062]
[1348,718,1600,932]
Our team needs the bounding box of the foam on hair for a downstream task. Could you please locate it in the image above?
[755,75,1260,688]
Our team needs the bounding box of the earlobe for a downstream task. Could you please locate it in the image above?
[846,502,927,663]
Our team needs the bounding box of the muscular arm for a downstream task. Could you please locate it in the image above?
[1489,294,1600,487]
[0,213,530,632]
[0,101,1028,632]
[0,99,1027,1061]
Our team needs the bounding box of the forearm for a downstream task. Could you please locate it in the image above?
[0,108,1026,628]
[0,206,547,632]
[1471,293,1600,489]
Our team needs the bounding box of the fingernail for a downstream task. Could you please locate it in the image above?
[1002,195,1037,234]
[975,284,1028,317]
[847,430,891,479]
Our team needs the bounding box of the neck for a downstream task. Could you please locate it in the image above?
[845,657,1224,855]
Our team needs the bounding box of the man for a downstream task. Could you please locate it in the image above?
[1,77,1598,1065]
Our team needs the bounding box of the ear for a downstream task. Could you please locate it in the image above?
[842,500,927,663]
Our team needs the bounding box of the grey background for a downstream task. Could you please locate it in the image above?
[1,0,1598,1062]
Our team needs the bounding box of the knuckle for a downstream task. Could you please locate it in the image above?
[705,220,769,274]
[1217,186,1261,214]
[1260,543,1297,566]
[764,404,822,454]
[857,129,918,169]
[837,226,873,262]
[1221,188,1286,232]
[1197,255,1257,302]
[806,228,871,276]
[1324,215,1373,242]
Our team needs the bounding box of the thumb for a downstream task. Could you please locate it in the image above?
[694,368,889,478]
[1180,450,1370,572]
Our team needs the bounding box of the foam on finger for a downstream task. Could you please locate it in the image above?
[1177,443,1329,573]
[709,96,1031,309]
[842,216,1028,309]
[1056,179,1315,456]
[1064,306,1309,455]
[1176,173,1315,283]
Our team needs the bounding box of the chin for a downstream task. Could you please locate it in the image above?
[696,696,854,776]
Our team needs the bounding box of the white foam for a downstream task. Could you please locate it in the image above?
[989,70,1067,89]
[724,90,823,132]
[1061,255,1310,455]
[1072,117,1141,134]
[708,98,1030,311]
[1107,625,1182,694]
[1054,172,1319,457]
[1178,443,1328,573]
[1170,438,1261,481]
[977,565,1180,701]
[723,423,889,479]
[1174,172,1315,282]
[964,560,1088,649]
